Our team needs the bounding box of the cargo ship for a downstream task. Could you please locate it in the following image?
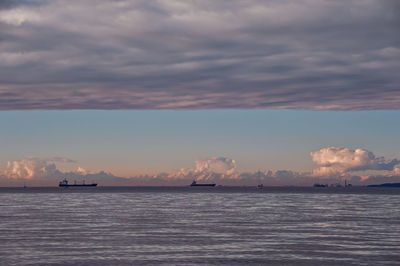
[190,180,216,187]
[59,178,97,187]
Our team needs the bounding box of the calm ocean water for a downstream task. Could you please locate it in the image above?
[0,187,399,265]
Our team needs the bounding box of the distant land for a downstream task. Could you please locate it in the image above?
[367,183,400,188]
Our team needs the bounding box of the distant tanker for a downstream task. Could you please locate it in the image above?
[59,178,97,187]
[190,180,215,187]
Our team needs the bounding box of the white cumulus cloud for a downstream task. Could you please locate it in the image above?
[1,157,125,186]
[75,166,90,175]
[310,147,399,176]
[194,157,237,175]
[3,151,400,186]
[5,158,60,179]
[165,156,238,181]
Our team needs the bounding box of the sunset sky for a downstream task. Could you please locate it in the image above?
[1,0,399,185]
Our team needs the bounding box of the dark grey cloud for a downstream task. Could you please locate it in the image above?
[0,0,45,10]
[0,0,24,10]
[0,0,17,10]
[0,0,399,110]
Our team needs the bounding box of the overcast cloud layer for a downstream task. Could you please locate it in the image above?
[0,0,399,110]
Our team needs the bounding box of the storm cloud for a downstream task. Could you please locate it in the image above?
[0,0,399,110]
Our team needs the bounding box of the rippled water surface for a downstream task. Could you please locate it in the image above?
[0,187,399,265]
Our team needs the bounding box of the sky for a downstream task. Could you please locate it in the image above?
[0,0,399,186]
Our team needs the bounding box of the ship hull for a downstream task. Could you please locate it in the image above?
[190,184,215,187]
[59,184,97,187]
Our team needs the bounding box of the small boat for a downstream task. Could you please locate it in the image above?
[190,180,216,187]
[257,184,264,189]
[59,178,97,187]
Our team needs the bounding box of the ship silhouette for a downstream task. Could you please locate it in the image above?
[59,178,97,187]
[190,180,215,187]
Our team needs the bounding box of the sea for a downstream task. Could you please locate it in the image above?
[0,186,399,266]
